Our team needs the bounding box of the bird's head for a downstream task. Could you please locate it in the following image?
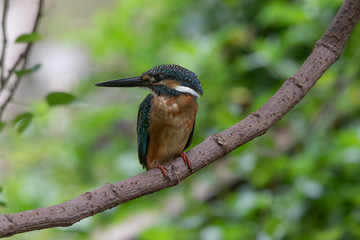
[95,64,203,98]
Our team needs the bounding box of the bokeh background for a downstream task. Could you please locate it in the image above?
[1,0,360,239]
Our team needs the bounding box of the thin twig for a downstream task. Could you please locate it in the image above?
[0,0,43,120]
[0,0,9,88]
[3,0,43,83]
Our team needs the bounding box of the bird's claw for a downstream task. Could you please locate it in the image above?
[155,162,170,181]
[180,151,192,173]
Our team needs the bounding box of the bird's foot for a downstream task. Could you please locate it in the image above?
[154,162,170,181]
[180,151,192,173]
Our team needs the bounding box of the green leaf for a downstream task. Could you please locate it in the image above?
[13,112,33,133]
[15,64,41,77]
[0,122,5,132]
[15,33,42,43]
[46,92,76,106]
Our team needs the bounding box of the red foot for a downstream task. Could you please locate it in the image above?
[180,151,192,172]
[154,162,169,180]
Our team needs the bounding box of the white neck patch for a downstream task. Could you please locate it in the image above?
[174,86,201,98]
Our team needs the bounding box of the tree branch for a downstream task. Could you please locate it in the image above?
[0,0,359,238]
[0,0,43,120]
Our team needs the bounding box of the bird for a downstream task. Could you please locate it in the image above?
[95,64,203,178]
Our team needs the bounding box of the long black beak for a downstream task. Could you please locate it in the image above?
[95,76,147,88]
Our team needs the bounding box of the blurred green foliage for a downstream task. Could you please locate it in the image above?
[15,33,42,43]
[14,63,41,78]
[46,92,76,106]
[1,0,360,239]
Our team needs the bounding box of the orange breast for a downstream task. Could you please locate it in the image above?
[146,94,198,169]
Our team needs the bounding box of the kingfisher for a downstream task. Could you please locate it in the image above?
[95,64,203,178]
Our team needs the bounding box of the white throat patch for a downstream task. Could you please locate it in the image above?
[174,86,201,98]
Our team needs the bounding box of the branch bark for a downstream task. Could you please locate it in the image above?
[0,0,359,238]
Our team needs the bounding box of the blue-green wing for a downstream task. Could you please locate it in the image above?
[137,94,153,169]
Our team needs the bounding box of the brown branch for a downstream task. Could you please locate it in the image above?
[0,0,9,88]
[0,0,43,120]
[0,0,359,238]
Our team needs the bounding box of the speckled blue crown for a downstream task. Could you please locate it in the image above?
[143,64,203,95]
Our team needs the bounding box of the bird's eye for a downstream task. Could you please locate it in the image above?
[155,75,163,81]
